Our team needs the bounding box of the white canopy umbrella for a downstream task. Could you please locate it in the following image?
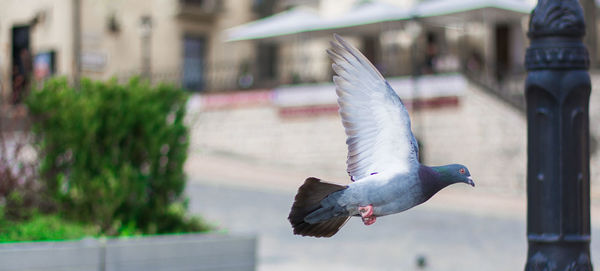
[225,7,321,42]
[225,0,534,42]
[316,2,410,31]
[414,0,532,17]
[414,0,533,26]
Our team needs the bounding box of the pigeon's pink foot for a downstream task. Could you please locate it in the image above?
[358,205,376,226]
[362,215,376,225]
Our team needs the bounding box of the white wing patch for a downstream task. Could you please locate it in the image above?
[328,34,419,182]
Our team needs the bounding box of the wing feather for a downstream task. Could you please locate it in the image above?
[328,34,419,181]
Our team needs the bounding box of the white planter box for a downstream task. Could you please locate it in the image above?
[0,233,256,271]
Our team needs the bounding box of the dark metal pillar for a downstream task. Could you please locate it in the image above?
[524,0,592,270]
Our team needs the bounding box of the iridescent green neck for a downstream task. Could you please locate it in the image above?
[430,165,455,182]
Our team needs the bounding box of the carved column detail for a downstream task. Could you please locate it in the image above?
[524,0,592,270]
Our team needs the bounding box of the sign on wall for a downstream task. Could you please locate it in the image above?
[81,51,107,72]
[34,51,55,81]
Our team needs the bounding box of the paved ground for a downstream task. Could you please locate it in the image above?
[185,153,600,271]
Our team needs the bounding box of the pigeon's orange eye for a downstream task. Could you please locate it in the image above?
[459,168,466,174]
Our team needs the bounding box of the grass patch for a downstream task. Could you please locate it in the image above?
[0,214,99,243]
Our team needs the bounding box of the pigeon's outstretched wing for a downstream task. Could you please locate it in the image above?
[327,34,418,181]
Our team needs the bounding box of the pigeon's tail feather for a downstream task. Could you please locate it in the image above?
[288,177,349,238]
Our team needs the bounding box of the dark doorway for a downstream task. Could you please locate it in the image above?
[256,42,278,84]
[495,24,510,82]
[362,36,379,69]
[182,35,206,91]
[424,32,439,74]
[12,26,32,104]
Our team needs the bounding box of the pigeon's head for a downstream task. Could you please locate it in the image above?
[441,164,475,187]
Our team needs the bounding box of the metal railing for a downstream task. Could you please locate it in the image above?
[113,54,529,95]
[465,70,526,112]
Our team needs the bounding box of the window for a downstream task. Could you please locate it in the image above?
[182,35,206,91]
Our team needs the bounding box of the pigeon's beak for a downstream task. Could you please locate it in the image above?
[466,176,475,187]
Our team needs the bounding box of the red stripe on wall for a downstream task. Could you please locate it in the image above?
[278,96,460,118]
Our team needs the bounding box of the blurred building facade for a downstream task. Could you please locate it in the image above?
[225,0,533,93]
[0,0,266,104]
[0,0,535,104]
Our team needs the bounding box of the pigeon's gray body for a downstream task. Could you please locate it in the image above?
[342,170,422,216]
[305,169,422,224]
[288,34,474,238]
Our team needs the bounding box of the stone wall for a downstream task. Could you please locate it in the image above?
[413,84,527,193]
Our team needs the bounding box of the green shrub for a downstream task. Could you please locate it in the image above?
[26,77,209,235]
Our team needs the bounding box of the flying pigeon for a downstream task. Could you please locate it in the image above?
[288,34,474,238]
